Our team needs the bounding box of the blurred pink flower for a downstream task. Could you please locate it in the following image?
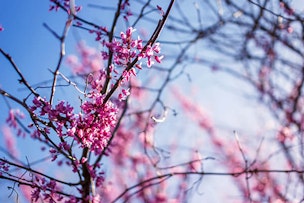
[1,125,19,158]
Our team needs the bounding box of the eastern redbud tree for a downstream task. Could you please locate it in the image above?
[1,0,304,203]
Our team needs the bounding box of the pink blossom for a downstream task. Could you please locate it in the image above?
[30,86,118,156]
[188,150,202,172]
[1,126,19,158]
[104,27,162,69]
[80,157,87,164]
[91,194,101,203]
[154,55,164,63]
[120,0,130,10]
[287,26,293,33]
[5,109,26,137]
[66,55,78,66]
[157,5,165,16]
[75,93,118,154]
[152,42,161,53]
[118,88,130,101]
[135,62,142,69]
[0,160,10,175]
[147,58,154,68]
[28,176,64,202]
[6,109,25,128]
[49,0,82,14]
[31,188,40,202]
[123,10,132,21]
[146,46,154,57]
[138,43,163,68]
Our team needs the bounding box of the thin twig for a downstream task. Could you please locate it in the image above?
[234,131,252,203]
[0,49,38,97]
[49,6,75,104]
[102,0,176,104]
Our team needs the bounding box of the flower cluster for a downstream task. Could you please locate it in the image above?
[30,91,118,155]
[30,97,75,137]
[30,176,64,203]
[100,27,163,101]
[140,42,163,68]
[74,91,118,155]
[102,27,163,70]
